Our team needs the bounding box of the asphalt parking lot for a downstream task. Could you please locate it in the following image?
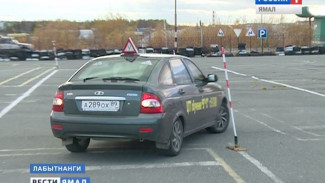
[0,55,324,183]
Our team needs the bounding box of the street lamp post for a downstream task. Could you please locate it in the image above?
[164,20,168,48]
[200,21,203,47]
[52,40,58,69]
[174,0,177,51]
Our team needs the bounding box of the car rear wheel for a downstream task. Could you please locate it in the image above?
[65,138,90,152]
[206,104,229,133]
[157,119,183,156]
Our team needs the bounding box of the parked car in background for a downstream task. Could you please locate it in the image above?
[250,50,261,56]
[208,44,220,57]
[161,47,169,54]
[275,47,285,56]
[57,51,67,60]
[301,46,311,55]
[185,47,195,57]
[284,45,295,55]
[154,47,162,53]
[107,49,122,55]
[146,47,154,53]
[82,49,91,60]
[138,47,146,53]
[293,46,302,55]
[0,35,34,60]
[90,49,99,58]
[64,50,74,60]
[311,46,320,54]
[194,47,202,56]
[73,49,82,60]
[237,43,249,56]
[201,46,209,57]
[25,50,40,61]
[177,47,194,57]
[237,49,250,56]
[39,50,54,60]
[311,46,325,54]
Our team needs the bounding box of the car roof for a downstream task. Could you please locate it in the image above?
[91,53,188,61]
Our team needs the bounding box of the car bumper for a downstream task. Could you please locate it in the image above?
[50,112,171,143]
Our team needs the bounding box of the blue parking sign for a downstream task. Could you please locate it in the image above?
[258,28,267,39]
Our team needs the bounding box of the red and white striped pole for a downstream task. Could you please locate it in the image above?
[221,47,241,149]
[52,40,58,69]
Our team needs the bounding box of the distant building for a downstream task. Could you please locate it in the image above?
[135,27,154,47]
[297,7,325,46]
[79,29,94,40]
[0,22,4,30]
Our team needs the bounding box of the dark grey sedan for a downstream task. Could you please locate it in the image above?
[50,54,229,156]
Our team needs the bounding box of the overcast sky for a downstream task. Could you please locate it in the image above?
[1,0,324,24]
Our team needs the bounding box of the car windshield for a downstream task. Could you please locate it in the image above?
[70,57,160,82]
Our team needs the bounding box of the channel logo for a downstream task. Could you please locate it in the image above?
[255,0,302,5]
[30,177,90,183]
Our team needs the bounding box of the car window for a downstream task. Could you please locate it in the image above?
[159,63,174,86]
[169,59,192,85]
[70,57,160,82]
[0,38,11,44]
[183,59,205,84]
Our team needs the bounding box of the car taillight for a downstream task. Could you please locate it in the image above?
[140,92,164,113]
[52,91,64,112]
[52,124,63,130]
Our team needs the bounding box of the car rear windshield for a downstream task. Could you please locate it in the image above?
[70,57,160,82]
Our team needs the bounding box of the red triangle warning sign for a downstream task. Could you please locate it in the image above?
[246,27,255,37]
[122,38,138,54]
[217,28,224,37]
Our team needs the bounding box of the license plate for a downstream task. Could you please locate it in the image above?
[81,100,120,112]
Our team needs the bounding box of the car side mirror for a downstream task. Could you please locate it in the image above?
[207,74,218,82]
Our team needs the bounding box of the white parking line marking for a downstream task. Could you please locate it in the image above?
[239,152,284,183]
[205,148,246,183]
[59,69,78,71]
[248,111,325,141]
[0,147,64,152]
[0,161,219,174]
[212,66,247,77]
[295,125,325,130]
[261,113,285,124]
[87,161,219,171]
[4,94,17,96]
[0,67,41,85]
[0,152,64,157]
[296,138,325,141]
[17,67,55,87]
[237,111,286,135]
[0,70,57,118]
[212,66,325,97]
[0,168,29,174]
[261,112,325,138]
[293,126,325,137]
[252,76,325,97]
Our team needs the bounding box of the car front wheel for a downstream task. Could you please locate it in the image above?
[206,104,229,133]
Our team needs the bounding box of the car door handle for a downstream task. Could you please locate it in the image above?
[178,89,185,95]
